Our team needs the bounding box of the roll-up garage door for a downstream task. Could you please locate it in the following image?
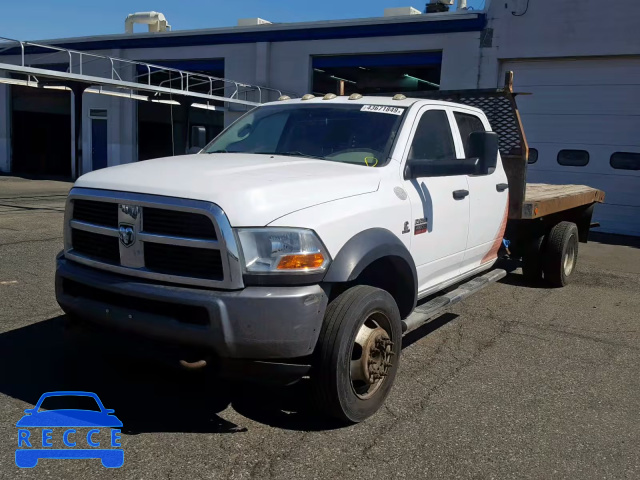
[501,57,640,236]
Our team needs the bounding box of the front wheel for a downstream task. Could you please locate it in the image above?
[311,285,402,423]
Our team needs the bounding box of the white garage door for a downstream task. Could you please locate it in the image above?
[501,58,640,236]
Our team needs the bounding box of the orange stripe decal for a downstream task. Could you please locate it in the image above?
[481,195,509,264]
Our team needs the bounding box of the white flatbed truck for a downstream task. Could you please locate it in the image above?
[56,72,604,422]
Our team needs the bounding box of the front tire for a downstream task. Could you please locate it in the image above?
[311,285,402,423]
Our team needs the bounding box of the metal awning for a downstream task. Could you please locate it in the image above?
[0,36,293,106]
[0,36,296,179]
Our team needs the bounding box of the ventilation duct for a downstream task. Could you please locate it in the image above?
[125,12,171,34]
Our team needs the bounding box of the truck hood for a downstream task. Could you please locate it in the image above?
[75,154,381,226]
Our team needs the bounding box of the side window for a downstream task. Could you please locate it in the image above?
[454,112,486,157]
[558,149,589,167]
[408,110,455,161]
[610,152,640,171]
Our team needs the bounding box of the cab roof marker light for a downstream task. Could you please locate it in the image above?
[278,95,291,101]
[392,94,407,101]
[323,93,337,100]
[301,94,316,100]
[349,93,363,100]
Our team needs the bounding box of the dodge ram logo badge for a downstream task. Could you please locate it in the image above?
[119,224,135,247]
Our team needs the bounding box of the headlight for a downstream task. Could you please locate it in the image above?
[235,228,331,274]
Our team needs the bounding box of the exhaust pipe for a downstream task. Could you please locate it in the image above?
[179,359,208,370]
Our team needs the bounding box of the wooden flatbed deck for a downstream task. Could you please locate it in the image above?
[520,183,606,219]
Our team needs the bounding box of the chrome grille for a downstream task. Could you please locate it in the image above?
[64,188,243,289]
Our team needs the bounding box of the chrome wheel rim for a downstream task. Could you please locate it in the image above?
[564,237,577,276]
[350,311,395,399]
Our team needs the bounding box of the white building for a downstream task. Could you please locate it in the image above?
[0,0,638,235]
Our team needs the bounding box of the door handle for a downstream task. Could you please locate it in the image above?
[496,183,509,192]
[452,189,469,200]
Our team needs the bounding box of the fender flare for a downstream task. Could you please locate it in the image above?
[324,228,418,315]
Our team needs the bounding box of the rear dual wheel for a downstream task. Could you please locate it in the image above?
[521,221,579,287]
[311,285,402,423]
[543,221,579,287]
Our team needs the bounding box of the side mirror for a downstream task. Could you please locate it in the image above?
[467,131,499,175]
[190,125,207,150]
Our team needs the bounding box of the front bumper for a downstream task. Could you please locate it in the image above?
[56,256,328,360]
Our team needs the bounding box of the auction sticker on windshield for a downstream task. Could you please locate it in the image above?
[360,105,405,115]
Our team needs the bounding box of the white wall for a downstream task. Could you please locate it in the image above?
[480,0,640,87]
[493,0,639,58]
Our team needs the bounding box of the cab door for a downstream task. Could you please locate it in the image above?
[451,109,509,273]
[402,107,471,295]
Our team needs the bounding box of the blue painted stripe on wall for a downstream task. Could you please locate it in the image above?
[313,52,443,68]
[47,15,486,52]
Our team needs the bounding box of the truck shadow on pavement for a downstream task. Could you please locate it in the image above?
[0,312,461,433]
[0,316,345,433]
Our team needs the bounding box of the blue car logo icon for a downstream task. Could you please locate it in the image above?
[16,391,123,468]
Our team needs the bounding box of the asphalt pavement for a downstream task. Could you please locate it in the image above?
[0,175,638,479]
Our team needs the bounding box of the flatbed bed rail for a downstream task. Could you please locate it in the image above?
[523,184,605,219]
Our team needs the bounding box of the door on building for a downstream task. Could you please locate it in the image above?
[402,107,470,294]
[10,86,71,177]
[90,110,108,171]
[501,58,640,236]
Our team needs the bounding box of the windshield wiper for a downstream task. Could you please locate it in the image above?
[260,151,326,160]
[208,149,229,154]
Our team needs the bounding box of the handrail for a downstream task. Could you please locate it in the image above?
[0,35,297,104]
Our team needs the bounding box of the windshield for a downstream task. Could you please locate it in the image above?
[203,103,406,167]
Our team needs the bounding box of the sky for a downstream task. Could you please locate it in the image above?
[0,0,486,41]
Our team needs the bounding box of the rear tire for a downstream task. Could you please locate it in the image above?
[543,221,579,287]
[311,285,402,423]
